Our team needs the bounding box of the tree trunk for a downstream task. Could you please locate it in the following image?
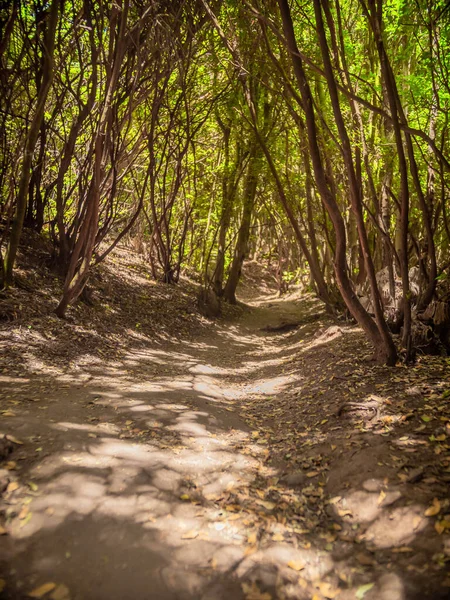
[2,0,59,287]
[223,143,259,303]
[277,0,396,365]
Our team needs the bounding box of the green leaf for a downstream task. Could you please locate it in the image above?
[356,583,374,599]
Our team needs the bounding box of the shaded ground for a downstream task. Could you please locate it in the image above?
[1,248,450,600]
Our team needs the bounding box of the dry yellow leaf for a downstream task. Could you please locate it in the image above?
[424,498,441,517]
[329,496,342,505]
[19,506,29,520]
[413,516,422,530]
[6,435,23,445]
[287,560,305,571]
[50,584,70,600]
[272,533,284,541]
[5,461,17,470]
[227,514,241,521]
[435,520,450,535]
[6,481,19,493]
[181,530,199,539]
[247,532,257,545]
[316,581,340,598]
[19,512,32,528]
[306,471,319,478]
[254,499,275,510]
[298,577,308,589]
[28,582,57,598]
[377,490,386,506]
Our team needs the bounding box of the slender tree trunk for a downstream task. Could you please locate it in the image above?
[2,0,59,287]
[223,143,259,303]
[55,0,129,316]
[278,0,395,364]
[361,0,413,359]
[314,0,397,363]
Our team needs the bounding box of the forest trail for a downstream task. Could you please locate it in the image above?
[1,289,450,600]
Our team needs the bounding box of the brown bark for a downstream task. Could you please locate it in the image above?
[277,0,396,364]
[223,142,260,303]
[361,0,413,360]
[314,0,397,362]
[55,0,129,316]
[2,0,59,287]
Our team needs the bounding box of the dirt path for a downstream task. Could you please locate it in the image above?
[1,293,450,600]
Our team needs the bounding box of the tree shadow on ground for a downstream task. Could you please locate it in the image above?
[1,295,449,599]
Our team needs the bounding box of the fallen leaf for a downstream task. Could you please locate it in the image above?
[435,520,450,535]
[181,530,199,539]
[356,583,374,599]
[254,499,275,511]
[0,525,7,535]
[6,435,23,445]
[272,533,284,541]
[19,512,32,528]
[391,546,413,553]
[355,552,375,566]
[28,582,57,598]
[19,506,29,520]
[287,560,305,571]
[377,490,386,506]
[6,482,19,493]
[50,584,70,600]
[424,498,441,517]
[316,581,340,598]
[247,532,257,545]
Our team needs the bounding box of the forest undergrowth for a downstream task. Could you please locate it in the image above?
[0,240,449,600]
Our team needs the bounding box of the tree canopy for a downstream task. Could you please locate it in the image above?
[1,0,449,364]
